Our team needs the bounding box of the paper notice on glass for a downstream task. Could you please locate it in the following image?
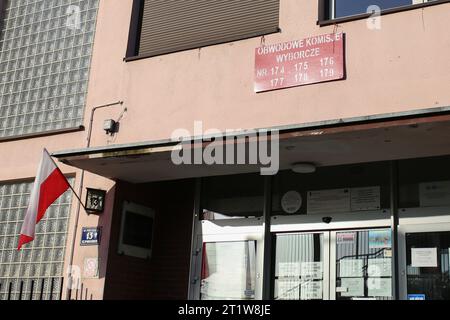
[350,186,381,211]
[419,181,450,207]
[384,249,392,258]
[307,188,350,214]
[277,279,300,300]
[411,248,438,267]
[278,262,301,278]
[300,262,323,280]
[339,259,364,277]
[340,278,364,297]
[368,258,392,277]
[300,281,323,300]
[367,278,392,297]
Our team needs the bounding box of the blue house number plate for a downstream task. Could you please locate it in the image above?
[81,227,101,246]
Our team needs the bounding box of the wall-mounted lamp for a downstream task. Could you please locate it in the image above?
[85,188,106,214]
[103,119,117,135]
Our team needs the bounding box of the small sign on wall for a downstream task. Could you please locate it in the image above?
[307,186,381,215]
[419,181,450,207]
[254,33,345,92]
[351,186,381,211]
[307,188,350,214]
[81,227,102,246]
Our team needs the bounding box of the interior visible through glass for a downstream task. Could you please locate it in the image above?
[406,231,450,300]
[335,229,393,300]
[274,233,324,300]
[200,241,256,300]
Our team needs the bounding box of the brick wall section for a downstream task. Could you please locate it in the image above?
[103,179,195,300]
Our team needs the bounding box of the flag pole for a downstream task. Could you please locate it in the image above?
[66,182,87,212]
[44,148,87,212]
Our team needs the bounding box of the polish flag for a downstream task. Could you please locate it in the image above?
[18,149,70,250]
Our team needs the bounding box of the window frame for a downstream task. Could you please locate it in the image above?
[318,0,450,26]
[124,0,281,61]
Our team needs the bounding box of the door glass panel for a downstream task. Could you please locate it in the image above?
[274,233,324,300]
[336,229,393,300]
[405,231,450,300]
[200,241,256,300]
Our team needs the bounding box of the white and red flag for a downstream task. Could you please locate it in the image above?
[18,149,70,250]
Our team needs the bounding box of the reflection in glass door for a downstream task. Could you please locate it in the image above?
[332,229,393,300]
[200,241,257,300]
[273,232,328,300]
[272,228,393,300]
[405,231,450,300]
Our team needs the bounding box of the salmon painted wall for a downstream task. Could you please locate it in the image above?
[0,0,449,300]
[86,0,450,149]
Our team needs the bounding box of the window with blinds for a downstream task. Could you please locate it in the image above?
[134,0,280,58]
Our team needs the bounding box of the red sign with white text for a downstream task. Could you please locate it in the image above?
[254,33,345,92]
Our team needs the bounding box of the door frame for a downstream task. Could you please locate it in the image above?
[398,221,450,300]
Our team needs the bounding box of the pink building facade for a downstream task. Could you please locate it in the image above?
[0,0,450,300]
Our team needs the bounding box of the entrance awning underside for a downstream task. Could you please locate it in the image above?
[53,112,450,183]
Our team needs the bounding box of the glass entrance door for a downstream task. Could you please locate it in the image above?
[273,232,329,300]
[273,228,393,300]
[399,223,450,300]
[193,229,264,300]
[200,240,257,300]
[331,229,393,300]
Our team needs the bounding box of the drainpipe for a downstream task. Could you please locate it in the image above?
[66,101,123,300]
